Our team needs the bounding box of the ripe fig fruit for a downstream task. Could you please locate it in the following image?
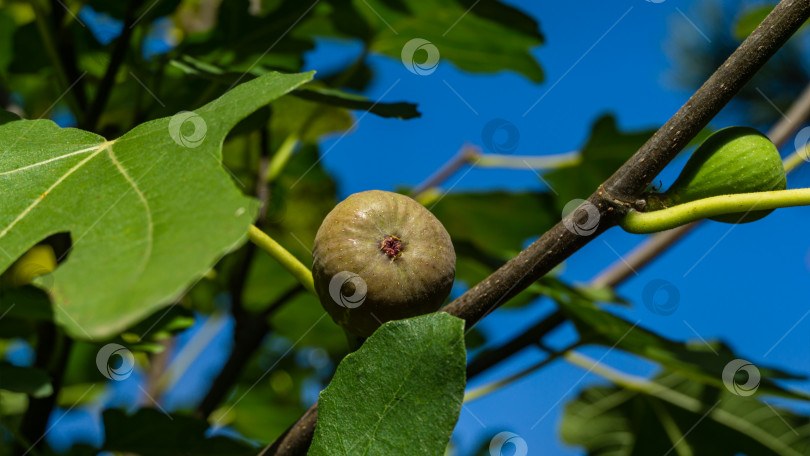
[312,190,456,337]
[646,126,786,223]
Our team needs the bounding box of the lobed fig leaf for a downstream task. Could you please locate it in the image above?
[311,190,456,337]
[647,126,786,223]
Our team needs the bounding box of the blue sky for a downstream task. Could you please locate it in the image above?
[27,0,810,454]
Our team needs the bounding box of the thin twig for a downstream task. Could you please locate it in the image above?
[82,0,143,131]
[195,285,304,419]
[410,145,480,198]
[466,310,565,378]
[31,1,84,117]
[18,324,72,454]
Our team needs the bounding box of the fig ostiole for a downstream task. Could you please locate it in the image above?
[312,190,456,338]
[645,126,786,224]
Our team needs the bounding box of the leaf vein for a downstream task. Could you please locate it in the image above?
[0,144,108,240]
[105,147,154,278]
[0,144,102,176]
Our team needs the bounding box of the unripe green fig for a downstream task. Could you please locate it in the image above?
[647,126,786,223]
[312,190,456,337]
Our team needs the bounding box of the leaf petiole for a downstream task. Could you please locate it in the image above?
[247,225,315,295]
[620,187,810,234]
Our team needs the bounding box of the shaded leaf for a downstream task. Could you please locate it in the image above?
[270,95,353,144]
[559,299,808,400]
[0,362,52,398]
[544,115,655,208]
[172,55,417,120]
[0,11,15,76]
[85,0,182,24]
[0,71,314,339]
[102,408,255,456]
[0,286,53,321]
[561,372,810,456]
[309,313,466,455]
[292,86,420,119]
[431,192,556,256]
[733,5,772,41]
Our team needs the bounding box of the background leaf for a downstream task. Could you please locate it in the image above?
[544,115,655,208]
[0,362,52,398]
[559,299,808,400]
[561,372,810,456]
[102,408,255,456]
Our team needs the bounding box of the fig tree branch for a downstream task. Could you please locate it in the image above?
[262,1,810,454]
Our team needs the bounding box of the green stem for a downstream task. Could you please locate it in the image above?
[247,225,315,295]
[621,188,810,234]
[266,133,300,183]
[783,143,809,173]
[474,151,581,170]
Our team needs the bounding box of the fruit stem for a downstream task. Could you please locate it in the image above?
[621,187,810,234]
[247,225,315,295]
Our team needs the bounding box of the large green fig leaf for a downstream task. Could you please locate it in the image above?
[561,372,810,456]
[0,71,314,339]
[309,313,466,456]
